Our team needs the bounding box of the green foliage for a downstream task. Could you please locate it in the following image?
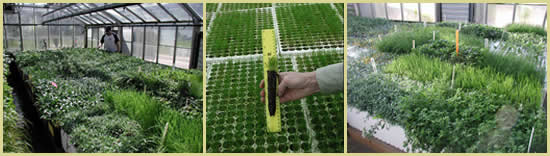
[435,21,461,28]
[104,91,162,131]
[276,4,344,51]
[219,3,272,12]
[157,109,202,153]
[479,52,544,83]
[206,51,344,153]
[34,78,110,126]
[114,69,203,114]
[428,26,484,48]
[400,82,545,152]
[375,29,434,54]
[461,24,508,40]
[348,73,405,124]
[12,48,203,152]
[505,24,546,36]
[496,32,547,61]
[70,114,154,153]
[386,54,542,109]
[413,39,485,65]
[3,54,31,153]
[104,90,203,153]
[207,9,273,57]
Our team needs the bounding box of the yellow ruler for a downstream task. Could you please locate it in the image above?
[262,29,281,132]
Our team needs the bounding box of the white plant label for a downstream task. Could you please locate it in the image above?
[433,31,436,40]
[412,40,415,49]
[484,38,489,48]
[370,58,377,73]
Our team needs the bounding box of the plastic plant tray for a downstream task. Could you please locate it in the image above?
[219,3,273,12]
[206,50,344,153]
[206,3,344,58]
[276,4,344,52]
[206,8,274,58]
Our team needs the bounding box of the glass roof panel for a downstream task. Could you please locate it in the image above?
[74,16,90,24]
[189,3,203,18]
[105,9,130,23]
[141,3,173,22]
[93,3,105,7]
[127,5,156,22]
[93,12,113,24]
[85,14,104,24]
[77,15,96,24]
[161,3,192,21]
[115,7,142,23]
[98,12,118,23]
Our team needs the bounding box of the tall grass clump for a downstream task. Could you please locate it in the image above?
[375,29,434,54]
[385,54,542,108]
[104,90,202,153]
[157,109,202,153]
[479,52,545,83]
[505,24,547,37]
[104,90,162,131]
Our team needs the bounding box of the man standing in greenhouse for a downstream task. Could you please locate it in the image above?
[98,26,120,53]
[260,63,343,103]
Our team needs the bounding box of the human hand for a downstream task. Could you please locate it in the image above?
[260,72,320,103]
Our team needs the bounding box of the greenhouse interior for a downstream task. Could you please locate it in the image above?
[347,3,547,153]
[3,3,204,153]
[205,3,344,153]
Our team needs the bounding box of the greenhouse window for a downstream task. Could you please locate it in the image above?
[514,4,546,26]
[115,7,143,23]
[141,3,174,22]
[158,27,176,66]
[127,5,156,22]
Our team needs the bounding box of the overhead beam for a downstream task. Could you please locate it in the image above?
[86,23,201,28]
[43,3,75,16]
[42,3,137,24]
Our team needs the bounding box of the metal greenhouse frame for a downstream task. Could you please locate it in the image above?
[3,3,203,69]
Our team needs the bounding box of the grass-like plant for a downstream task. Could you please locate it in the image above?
[104,90,162,131]
[3,55,31,153]
[505,24,546,36]
[375,29,434,54]
[105,90,203,153]
[10,48,203,153]
[385,53,542,107]
[276,4,343,51]
[157,109,202,153]
[479,52,544,83]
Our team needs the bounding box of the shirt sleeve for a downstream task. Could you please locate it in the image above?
[100,34,105,44]
[315,63,344,94]
[113,34,119,43]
